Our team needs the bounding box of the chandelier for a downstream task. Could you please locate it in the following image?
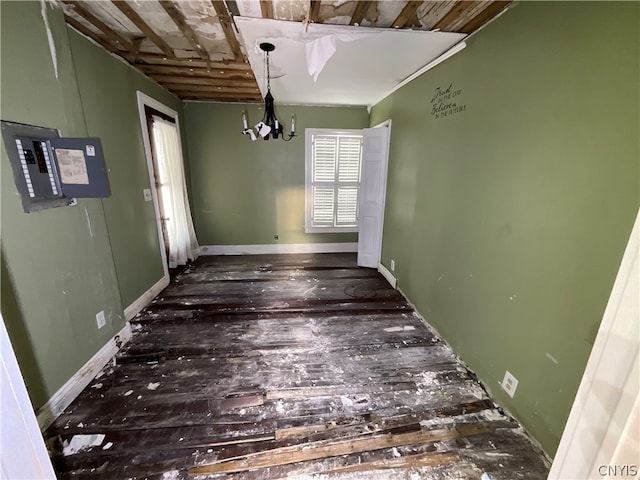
[242,43,295,141]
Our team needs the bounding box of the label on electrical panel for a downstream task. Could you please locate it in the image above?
[55,148,89,184]
[86,145,96,156]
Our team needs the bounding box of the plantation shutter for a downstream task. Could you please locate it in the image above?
[311,134,362,228]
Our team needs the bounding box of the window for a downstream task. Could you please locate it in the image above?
[305,129,363,233]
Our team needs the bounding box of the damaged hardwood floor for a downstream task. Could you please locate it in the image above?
[45,253,550,479]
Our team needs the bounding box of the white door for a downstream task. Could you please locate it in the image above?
[357,121,391,268]
[1,314,56,479]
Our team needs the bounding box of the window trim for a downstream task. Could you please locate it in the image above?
[305,128,363,233]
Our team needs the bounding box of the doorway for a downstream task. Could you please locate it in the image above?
[136,92,198,278]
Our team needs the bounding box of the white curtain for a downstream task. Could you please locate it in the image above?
[151,116,199,268]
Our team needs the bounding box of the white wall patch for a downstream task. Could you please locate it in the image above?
[40,0,58,79]
[545,352,559,365]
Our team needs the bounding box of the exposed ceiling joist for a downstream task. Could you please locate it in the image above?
[61,0,513,103]
[128,54,251,70]
[63,0,134,51]
[163,84,260,94]
[434,1,481,31]
[181,94,262,102]
[260,0,274,19]
[309,0,322,23]
[169,93,262,103]
[211,1,245,62]
[459,1,511,34]
[349,1,374,26]
[391,1,423,29]
[177,89,260,97]
[148,75,256,87]
[112,0,175,59]
[64,14,116,52]
[158,0,210,61]
[131,37,144,59]
[138,65,255,80]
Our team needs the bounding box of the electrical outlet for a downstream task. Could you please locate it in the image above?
[390,259,395,271]
[143,189,152,202]
[501,370,518,398]
[273,234,279,240]
[96,310,106,329]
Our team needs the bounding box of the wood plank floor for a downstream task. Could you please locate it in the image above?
[45,253,550,479]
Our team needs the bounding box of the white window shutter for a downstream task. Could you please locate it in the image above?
[313,136,337,182]
[313,186,335,225]
[306,130,363,231]
[335,136,361,225]
[337,137,361,183]
[336,186,358,225]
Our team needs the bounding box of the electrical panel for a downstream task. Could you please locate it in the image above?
[1,120,110,213]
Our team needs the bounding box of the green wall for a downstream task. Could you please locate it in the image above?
[0,1,179,409]
[184,102,368,245]
[67,29,186,307]
[371,1,639,456]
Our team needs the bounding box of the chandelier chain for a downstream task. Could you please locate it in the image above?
[266,51,271,91]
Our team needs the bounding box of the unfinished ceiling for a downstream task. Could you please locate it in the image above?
[59,1,513,105]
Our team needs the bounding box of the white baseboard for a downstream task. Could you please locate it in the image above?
[124,275,169,320]
[36,322,132,431]
[200,243,358,256]
[378,262,397,288]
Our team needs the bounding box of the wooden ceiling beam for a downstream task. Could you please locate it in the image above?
[162,84,261,94]
[131,36,144,57]
[433,1,481,31]
[180,94,263,103]
[138,64,255,80]
[62,1,134,51]
[210,1,245,62]
[64,14,117,52]
[127,53,251,70]
[308,0,322,22]
[149,74,257,87]
[349,1,374,26]
[112,0,175,58]
[180,96,262,102]
[260,0,274,19]
[459,1,511,34]
[159,0,210,61]
[391,1,423,28]
[177,91,261,98]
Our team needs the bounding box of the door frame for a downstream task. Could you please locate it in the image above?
[136,91,182,280]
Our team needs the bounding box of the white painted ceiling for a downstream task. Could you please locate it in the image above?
[236,18,466,107]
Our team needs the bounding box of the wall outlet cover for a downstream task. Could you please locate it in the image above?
[96,311,106,329]
[501,370,518,398]
[390,259,395,271]
[143,189,152,202]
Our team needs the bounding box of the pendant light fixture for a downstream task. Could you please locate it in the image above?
[242,42,295,142]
